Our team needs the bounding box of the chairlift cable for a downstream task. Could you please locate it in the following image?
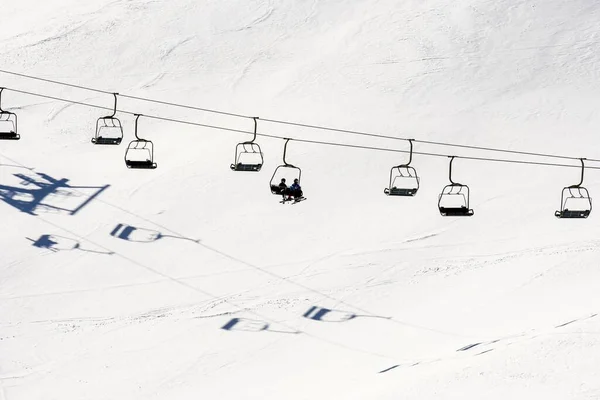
[2,68,599,163]
[5,86,600,171]
[5,87,251,134]
[413,139,588,162]
[0,69,114,95]
[0,69,250,118]
[120,93,250,119]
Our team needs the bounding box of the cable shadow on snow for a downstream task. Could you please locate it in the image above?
[109,223,200,244]
[0,163,33,169]
[0,171,109,216]
[1,155,459,366]
[26,234,114,255]
[0,152,462,339]
[448,313,600,362]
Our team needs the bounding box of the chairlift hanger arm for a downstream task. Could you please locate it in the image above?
[283,138,292,166]
[240,117,260,145]
[108,93,119,118]
[134,114,142,140]
[0,87,5,112]
[448,156,457,185]
[571,158,586,188]
[251,117,258,143]
[399,139,414,167]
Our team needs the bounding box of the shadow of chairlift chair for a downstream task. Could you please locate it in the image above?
[438,156,474,217]
[230,117,263,172]
[555,158,592,219]
[124,114,157,169]
[0,87,19,140]
[92,93,123,145]
[270,138,302,197]
[384,139,419,196]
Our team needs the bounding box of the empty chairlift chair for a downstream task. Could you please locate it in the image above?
[555,158,592,219]
[384,139,419,196]
[270,139,303,198]
[0,88,19,140]
[230,117,263,172]
[92,93,123,145]
[124,114,157,169]
[438,156,474,217]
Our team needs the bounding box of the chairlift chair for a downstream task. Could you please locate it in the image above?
[438,156,474,217]
[92,93,123,145]
[230,117,263,171]
[0,87,19,140]
[270,139,302,196]
[384,139,419,196]
[555,158,592,219]
[124,114,157,169]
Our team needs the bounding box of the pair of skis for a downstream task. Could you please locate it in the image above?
[279,196,306,205]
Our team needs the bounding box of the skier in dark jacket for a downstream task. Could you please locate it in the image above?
[288,178,302,200]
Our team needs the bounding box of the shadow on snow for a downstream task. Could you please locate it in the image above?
[110,223,200,243]
[221,317,300,334]
[303,305,391,322]
[0,171,109,216]
[27,234,114,255]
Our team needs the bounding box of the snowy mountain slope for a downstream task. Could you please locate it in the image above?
[1,0,600,399]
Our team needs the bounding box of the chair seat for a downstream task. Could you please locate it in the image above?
[93,137,122,145]
[126,160,157,169]
[0,131,19,140]
[385,187,417,196]
[231,163,261,171]
[555,209,590,219]
[439,207,474,217]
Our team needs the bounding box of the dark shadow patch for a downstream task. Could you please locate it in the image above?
[378,365,400,374]
[303,305,390,322]
[27,234,114,255]
[0,171,108,216]
[303,306,357,322]
[221,317,299,334]
[555,319,578,328]
[110,223,200,243]
[556,313,599,328]
[457,343,481,351]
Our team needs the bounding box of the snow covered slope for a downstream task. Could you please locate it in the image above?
[1,1,600,399]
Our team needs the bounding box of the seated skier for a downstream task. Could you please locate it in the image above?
[287,178,303,200]
[277,178,288,197]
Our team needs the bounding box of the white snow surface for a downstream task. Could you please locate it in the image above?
[1,0,600,399]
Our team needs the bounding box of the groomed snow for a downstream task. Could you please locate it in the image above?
[1,1,600,399]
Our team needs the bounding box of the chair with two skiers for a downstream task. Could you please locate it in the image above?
[277,178,303,203]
